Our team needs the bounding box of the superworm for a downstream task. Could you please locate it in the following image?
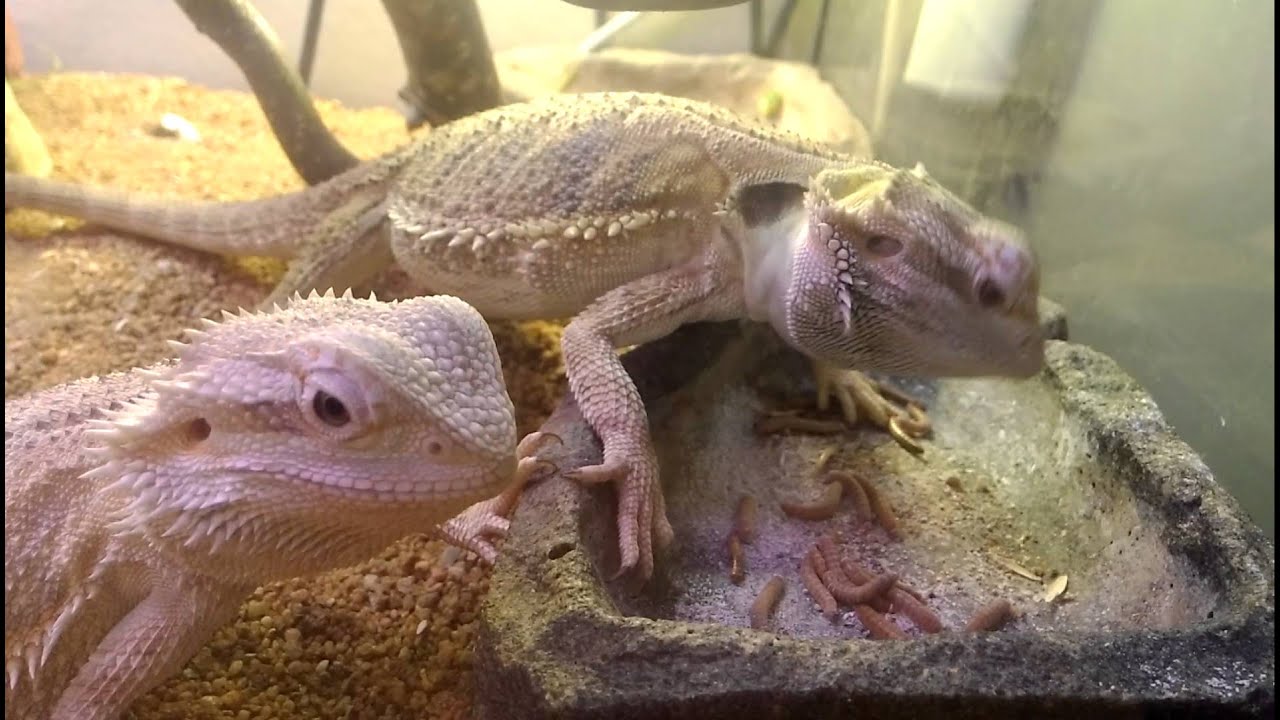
[755,414,846,435]
[779,480,843,521]
[749,576,786,629]
[827,572,898,606]
[814,536,891,613]
[733,495,758,543]
[964,599,1015,632]
[837,555,926,604]
[838,556,936,634]
[827,471,872,521]
[801,549,839,620]
[854,604,908,640]
[728,533,746,585]
[855,475,900,538]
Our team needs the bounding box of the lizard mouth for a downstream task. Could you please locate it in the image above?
[237,463,509,505]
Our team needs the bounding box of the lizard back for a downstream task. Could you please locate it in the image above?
[387,92,855,318]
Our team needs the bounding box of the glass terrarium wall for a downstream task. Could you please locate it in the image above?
[759,0,1273,539]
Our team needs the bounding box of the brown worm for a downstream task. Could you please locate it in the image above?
[814,534,844,570]
[755,414,847,435]
[728,533,746,585]
[801,549,839,620]
[814,446,838,473]
[887,416,925,455]
[813,536,892,612]
[733,495,758,544]
[964,599,1015,632]
[827,572,898,606]
[779,480,843,521]
[839,548,921,609]
[749,576,786,629]
[827,471,872,521]
[886,588,943,633]
[838,555,927,605]
[893,403,932,436]
[854,475,900,538]
[854,604,908,640]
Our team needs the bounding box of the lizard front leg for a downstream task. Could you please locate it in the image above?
[560,254,742,581]
[48,578,247,720]
[438,431,561,563]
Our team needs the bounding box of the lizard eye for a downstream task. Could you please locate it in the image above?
[312,391,351,427]
[298,371,374,439]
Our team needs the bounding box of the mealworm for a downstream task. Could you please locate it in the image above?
[887,416,925,455]
[964,599,1015,632]
[854,604,908,640]
[749,576,786,629]
[893,403,932,436]
[887,588,943,633]
[836,552,915,613]
[755,414,846,435]
[814,535,896,614]
[815,533,843,567]
[801,549,839,620]
[733,495,758,543]
[854,475,900,538]
[827,572,898,606]
[779,480,843,521]
[827,471,872,521]
[728,533,746,585]
[814,446,838,473]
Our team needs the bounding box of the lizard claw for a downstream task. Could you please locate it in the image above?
[439,510,509,565]
[812,362,930,454]
[517,430,562,459]
[564,440,668,582]
[438,454,557,565]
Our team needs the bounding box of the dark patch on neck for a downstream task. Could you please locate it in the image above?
[737,182,807,228]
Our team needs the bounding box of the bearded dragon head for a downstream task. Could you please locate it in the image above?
[782,162,1044,378]
[84,291,517,581]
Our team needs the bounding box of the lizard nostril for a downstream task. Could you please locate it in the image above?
[185,418,212,443]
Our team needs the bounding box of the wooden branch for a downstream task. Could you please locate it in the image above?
[6,5,24,77]
[173,0,359,185]
[380,0,501,129]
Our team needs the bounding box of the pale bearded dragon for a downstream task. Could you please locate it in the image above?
[4,291,549,720]
[4,91,1046,583]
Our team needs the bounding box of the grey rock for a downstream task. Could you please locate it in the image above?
[476,311,1272,719]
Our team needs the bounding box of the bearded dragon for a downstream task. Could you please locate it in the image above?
[3,291,549,720]
[4,91,1046,583]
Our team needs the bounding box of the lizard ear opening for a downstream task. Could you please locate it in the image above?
[859,233,904,259]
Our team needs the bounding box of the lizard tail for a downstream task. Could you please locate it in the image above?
[4,165,382,259]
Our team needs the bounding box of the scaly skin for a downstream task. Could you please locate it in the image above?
[4,92,1045,582]
[3,292,539,720]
